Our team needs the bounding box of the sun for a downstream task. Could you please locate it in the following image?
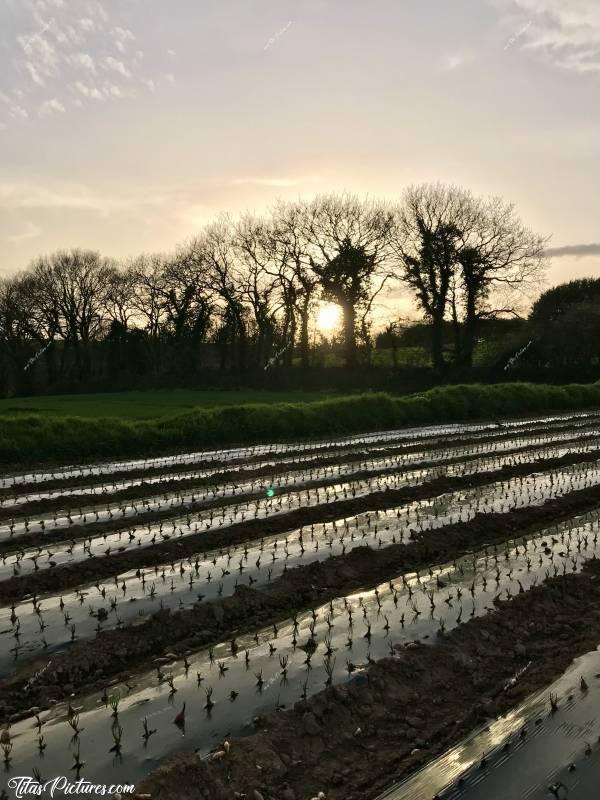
[316,303,341,333]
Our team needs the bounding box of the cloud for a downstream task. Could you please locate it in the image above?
[112,26,135,54]
[493,0,600,74]
[102,82,124,98]
[10,105,29,119]
[546,243,600,258]
[7,221,42,243]
[0,180,117,213]
[103,56,132,78]
[39,97,66,116]
[68,52,96,72]
[0,180,188,218]
[73,80,104,100]
[91,1,109,23]
[6,0,170,121]
[37,16,69,46]
[37,0,65,9]
[231,177,316,188]
[24,61,45,86]
[64,24,85,46]
[17,30,59,86]
[443,51,473,70]
[1,91,28,118]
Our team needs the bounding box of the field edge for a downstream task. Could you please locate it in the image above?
[1,381,600,468]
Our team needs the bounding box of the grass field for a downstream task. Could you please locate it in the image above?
[1,383,600,467]
[0,389,347,420]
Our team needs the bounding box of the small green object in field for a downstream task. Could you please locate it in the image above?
[266,487,275,498]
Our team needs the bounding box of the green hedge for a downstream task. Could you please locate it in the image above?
[1,382,600,467]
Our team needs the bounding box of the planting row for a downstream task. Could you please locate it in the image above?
[2,513,598,790]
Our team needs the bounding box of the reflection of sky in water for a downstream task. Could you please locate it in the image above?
[4,512,599,791]
[5,422,599,543]
[3,457,600,676]
[3,440,599,583]
[379,650,600,800]
[4,412,598,487]
[4,411,600,792]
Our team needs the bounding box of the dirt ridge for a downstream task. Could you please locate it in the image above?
[139,558,600,800]
[3,480,600,721]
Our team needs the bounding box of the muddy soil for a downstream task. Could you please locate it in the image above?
[2,449,599,604]
[5,428,592,522]
[3,479,600,722]
[3,413,595,494]
[139,558,600,800]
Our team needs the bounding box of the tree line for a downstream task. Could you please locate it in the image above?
[0,184,547,393]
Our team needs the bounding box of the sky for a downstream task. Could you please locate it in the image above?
[1,0,600,316]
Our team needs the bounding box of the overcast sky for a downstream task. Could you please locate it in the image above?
[1,0,600,301]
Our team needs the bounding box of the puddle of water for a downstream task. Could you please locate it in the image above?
[377,647,600,800]
[3,456,600,675]
[4,412,600,793]
[4,412,597,487]
[3,519,599,790]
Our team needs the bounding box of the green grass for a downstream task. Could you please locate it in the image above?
[0,389,347,421]
[1,382,600,468]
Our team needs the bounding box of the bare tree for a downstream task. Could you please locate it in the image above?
[30,249,112,380]
[271,200,319,369]
[457,197,547,366]
[301,193,395,367]
[391,185,470,368]
[103,264,137,331]
[160,248,215,354]
[233,214,284,367]
[196,219,249,371]
[127,247,215,374]
[392,184,546,368]
[129,254,170,374]
[0,276,38,391]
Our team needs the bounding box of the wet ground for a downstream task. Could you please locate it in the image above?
[383,644,600,799]
[3,410,600,799]
[138,557,600,800]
